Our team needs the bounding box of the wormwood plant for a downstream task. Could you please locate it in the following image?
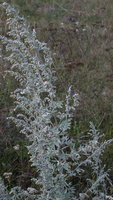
[0,2,113,200]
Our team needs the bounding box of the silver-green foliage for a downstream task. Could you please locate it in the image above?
[0,2,113,200]
[0,178,11,200]
[78,122,113,200]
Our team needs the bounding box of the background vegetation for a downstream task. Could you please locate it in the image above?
[1,0,113,192]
